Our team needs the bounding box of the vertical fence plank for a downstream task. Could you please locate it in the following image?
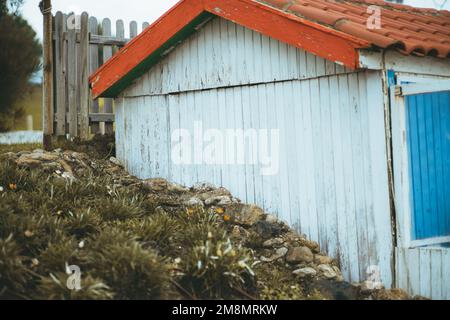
[130,21,138,38]
[63,13,68,134]
[79,12,90,140]
[116,19,125,46]
[42,0,53,149]
[102,18,113,135]
[48,12,149,141]
[89,16,100,135]
[67,26,78,138]
[75,13,82,138]
[116,20,125,38]
[54,12,66,136]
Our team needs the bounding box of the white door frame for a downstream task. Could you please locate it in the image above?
[391,79,450,249]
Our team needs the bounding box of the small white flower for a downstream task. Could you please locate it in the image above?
[0,186,4,192]
[62,172,75,181]
[31,258,39,267]
[238,260,255,276]
[174,258,181,264]
[78,240,85,249]
[55,170,62,175]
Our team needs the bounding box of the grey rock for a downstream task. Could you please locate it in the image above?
[192,182,216,192]
[205,195,232,206]
[69,151,88,161]
[184,197,204,207]
[275,247,288,257]
[4,152,16,158]
[262,237,284,248]
[15,157,41,168]
[318,264,337,279]
[254,220,283,239]
[293,267,317,277]
[260,247,288,262]
[196,187,231,201]
[142,178,169,192]
[265,214,278,224]
[286,246,314,264]
[313,279,361,300]
[305,240,321,253]
[109,156,123,167]
[167,182,189,193]
[16,151,31,156]
[30,153,59,161]
[15,152,60,168]
[232,204,266,226]
[314,255,333,265]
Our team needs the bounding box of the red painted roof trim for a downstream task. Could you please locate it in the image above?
[90,0,369,99]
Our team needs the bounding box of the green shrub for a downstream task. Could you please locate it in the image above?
[179,231,256,299]
[0,151,271,300]
[36,273,114,300]
[0,235,32,299]
[62,209,100,239]
[0,160,47,193]
[0,209,54,256]
[38,235,86,275]
[95,196,144,221]
[88,240,170,300]
[131,213,181,253]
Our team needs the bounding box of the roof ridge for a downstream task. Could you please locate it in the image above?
[340,0,450,17]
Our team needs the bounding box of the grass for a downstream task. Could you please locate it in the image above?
[0,141,414,301]
[0,143,42,154]
[2,141,405,301]
[0,146,259,300]
[0,134,115,160]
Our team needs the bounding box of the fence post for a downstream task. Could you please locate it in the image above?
[67,24,77,138]
[89,16,100,135]
[41,0,54,150]
[43,11,142,142]
[54,12,66,137]
[79,12,90,140]
[102,18,114,135]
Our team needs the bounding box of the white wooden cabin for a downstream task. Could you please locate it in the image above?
[90,0,450,299]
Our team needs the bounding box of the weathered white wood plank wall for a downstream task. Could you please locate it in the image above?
[396,247,450,299]
[116,18,392,285]
[123,18,351,98]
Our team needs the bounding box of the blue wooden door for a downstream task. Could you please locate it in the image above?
[405,90,450,240]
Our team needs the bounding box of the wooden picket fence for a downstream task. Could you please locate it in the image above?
[42,6,148,147]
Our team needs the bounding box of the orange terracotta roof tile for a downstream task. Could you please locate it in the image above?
[259,0,450,58]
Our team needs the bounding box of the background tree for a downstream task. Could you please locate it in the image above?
[1,0,24,16]
[0,0,41,132]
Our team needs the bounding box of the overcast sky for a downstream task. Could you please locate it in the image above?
[22,0,450,41]
[23,0,179,40]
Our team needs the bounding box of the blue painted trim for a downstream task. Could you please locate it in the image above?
[405,91,450,240]
[387,70,396,87]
